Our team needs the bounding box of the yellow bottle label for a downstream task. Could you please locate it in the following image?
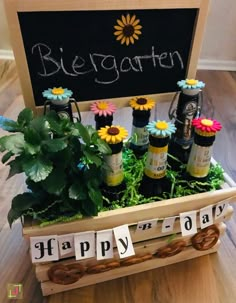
[187,144,212,178]
[131,126,149,146]
[144,145,168,179]
[104,152,124,186]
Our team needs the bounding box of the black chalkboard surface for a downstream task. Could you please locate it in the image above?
[18,9,197,106]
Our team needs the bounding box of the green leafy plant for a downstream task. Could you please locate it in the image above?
[0,109,111,226]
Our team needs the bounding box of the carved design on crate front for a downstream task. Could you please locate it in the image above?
[47,225,221,285]
[47,263,85,285]
[153,240,187,258]
[191,224,220,251]
[87,260,120,274]
[120,254,153,266]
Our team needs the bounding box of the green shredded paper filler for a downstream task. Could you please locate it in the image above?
[38,148,224,227]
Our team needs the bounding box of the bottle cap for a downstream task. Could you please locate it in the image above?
[42,87,72,105]
[90,101,116,117]
[98,125,128,144]
[129,96,155,111]
[193,117,222,137]
[146,120,176,138]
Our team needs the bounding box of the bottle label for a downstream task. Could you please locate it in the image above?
[104,152,124,186]
[131,126,149,146]
[144,145,168,179]
[176,100,198,145]
[187,144,212,178]
[183,101,197,142]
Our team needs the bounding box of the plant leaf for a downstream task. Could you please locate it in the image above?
[69,183,87,200]
[86,125,96,138]
[96,138,112,154]
[17,108,34,126]
[24,127,42,145]
[83,149,102,167]
[0,116,20,132]
[1,151,13,164]
[23,156,53,182]
[7,156,24,178]
[0,133,25,154]
[74,122,90,145]
[24,143,40,155]
[42,138,68,153]
[30,116,51,139]
[81,199,98,216]
[8,192,40,227]
[88,186,103,208]
[8,208,21,228]
[41,168,66,195]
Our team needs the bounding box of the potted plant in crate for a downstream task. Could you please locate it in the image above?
[0,108,111,227]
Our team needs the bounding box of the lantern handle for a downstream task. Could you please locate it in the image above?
[70,98,82,122]
[168,91,180,121]
[196,90,203,118]
[43,100,51,115]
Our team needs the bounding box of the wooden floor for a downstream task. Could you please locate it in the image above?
[0,60,236,303]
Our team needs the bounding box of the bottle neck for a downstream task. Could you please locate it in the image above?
[109,142,123,154]
[95,114,113,130]
[194,133,215,146]
[149,135,170,147]
[132,109,151,127]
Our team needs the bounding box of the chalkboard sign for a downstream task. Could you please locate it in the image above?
[5,0,210,113]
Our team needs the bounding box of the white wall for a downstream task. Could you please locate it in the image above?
[0,0,11,50]
[1,0,236,63]
[200,0,236,61]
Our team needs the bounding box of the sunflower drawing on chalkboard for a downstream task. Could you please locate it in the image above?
[114,14,142,46]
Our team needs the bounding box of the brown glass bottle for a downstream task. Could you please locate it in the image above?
[95,114,113,130]
[139,135,171,198]
[98,126,128,204]
[186,118,222,182]
[168,90,202,169]
[129,97,155,158]
[130,109,150,157]
[101,141,126,202]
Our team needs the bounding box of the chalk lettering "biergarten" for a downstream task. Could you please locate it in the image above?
[32,42,184,85]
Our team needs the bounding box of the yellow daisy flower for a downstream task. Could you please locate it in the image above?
[129,97,155,111]
[114,14,142,46]
[98,125,128,144]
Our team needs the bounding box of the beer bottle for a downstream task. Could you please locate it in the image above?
[98,125,128,202]
[90,101,116,130]
[168,79,205,168]
[139,120,176,198]
[43,87,81,121]
[129,97,155,157]
[186,117,222,181]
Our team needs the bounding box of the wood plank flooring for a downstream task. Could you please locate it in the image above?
[0,60,236,303]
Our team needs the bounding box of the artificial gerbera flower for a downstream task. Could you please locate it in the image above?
[42,87,73,101]
[114,14,142,46]
[147,120,176,138]
[90,101,116,117]
[192,118,222,136]
[129,97,155,111]
[98,125,128,144]
[177,79,205,90]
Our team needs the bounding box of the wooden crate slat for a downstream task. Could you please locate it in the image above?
[37,205,233,261]
[35,222,226,283]
[23,187,236,237]
[41,242,220,296]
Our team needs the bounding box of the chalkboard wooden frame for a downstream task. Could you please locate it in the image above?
[5,0,209,114]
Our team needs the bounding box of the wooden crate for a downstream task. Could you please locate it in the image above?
[22,165,236,296]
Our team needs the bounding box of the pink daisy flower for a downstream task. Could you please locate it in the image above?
[192,118,222,136]
[90,101,116,117]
